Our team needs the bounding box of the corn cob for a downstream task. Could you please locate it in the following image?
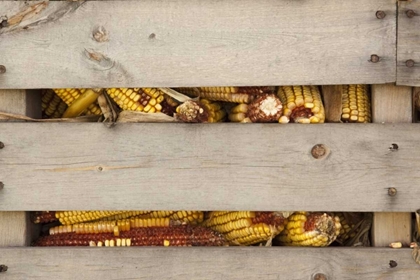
[53,88,102,116]
[41,89,68,118]
[175,99,225,123]
[34,226,227,247]
[246,94,283,122]
[32,210,204,225]
[341,85,371,123]
[202,211,288,246]
[177,87,273,104]
[49,217,172,235]
[160,95,180,116]
[276,212,341,247]
[228,103,249,122]
[106,88,165,113]
[335,212,362,244]
[277,86,325,124]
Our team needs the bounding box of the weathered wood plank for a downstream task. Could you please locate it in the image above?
[0,247,418,280]
[0,123,419,211]
[0,90,41,246]
[397,0,420,86]
[0,0,396,88]
[371,84,413,247]
[322,85,343,123]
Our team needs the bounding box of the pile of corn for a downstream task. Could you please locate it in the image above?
[30,210,370,247]
[41,85,372,124]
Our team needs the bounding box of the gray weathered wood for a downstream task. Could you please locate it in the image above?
[0,0,396,88]
[0,247,418,280]
[371,84,413,247]
[0,123,420,211]
[0,90,41,246]
[397,0,420,86]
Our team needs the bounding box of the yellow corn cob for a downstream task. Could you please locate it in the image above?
[175,99,225,123]
[176,87,273,104]
[133,210,204,225]
[55,211,142,225]
[277,86,325,124]
[228,103,249,122]
[53,88,102,116]
[49,218,172,235]
[202,211,288,246]
[277,212,341,247]
[106,88,165,113]
[41,89,68,118]
[341,85,371,123]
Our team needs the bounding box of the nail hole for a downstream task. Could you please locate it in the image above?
[389,260,397,268]
[149,33,156,39]
[405,59,415,68]
[389,143,398,151]
[376,11,386,19]
[311,144,328,159]
[0,264,7,273]
[97,166,103,172]
[388,188,397,197]
[406,9,416,18]
[369,54,380,63]
[312,273,328,280]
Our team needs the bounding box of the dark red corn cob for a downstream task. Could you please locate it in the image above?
[31,211,58,224]
[33,225,227,247]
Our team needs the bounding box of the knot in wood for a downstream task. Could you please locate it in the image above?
[312,273,328,280]
[311,144,327,159]
[0,265,7,273]
[92,26,109,42]
[405,59,415,68]
[375,11,386,19]
[388,188,397,197]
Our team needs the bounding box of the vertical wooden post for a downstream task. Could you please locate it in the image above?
[0,89,41,246]
[371,84,413,247]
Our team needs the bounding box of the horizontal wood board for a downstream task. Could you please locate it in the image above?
[397,0,420,86]
[0,123,420,211]
[0,247,418,280]
[0,0,396,88]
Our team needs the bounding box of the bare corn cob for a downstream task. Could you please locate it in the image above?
[106,88,164,113]
[53,88,102,116]
[175,99,225,123]
[277,86,325,124]
[276,212,341,247]
[41,89,68,118]
[34,226,227,247]
[202,211,288,246]
[341,85,371,123]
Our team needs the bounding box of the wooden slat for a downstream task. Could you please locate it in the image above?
[0,90,41,246]
[371,84,413,247]
[322,85,343,123]
[0,0,396,88]
[0,123,420,211]
[397,0,420,86]
[0,247,418,279]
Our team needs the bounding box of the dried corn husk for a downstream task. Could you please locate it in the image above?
[0,111,99,122]
[117,111,176,123]
[336,212,372,247]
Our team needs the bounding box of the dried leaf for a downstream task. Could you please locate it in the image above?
[117,111,176,123]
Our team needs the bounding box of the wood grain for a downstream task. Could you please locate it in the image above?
[397,0,420,86]
[0,123,420,211]
[0,0,396,88]
[371,84,413,247]
[0,90,41,246]
[0,247,418,280]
